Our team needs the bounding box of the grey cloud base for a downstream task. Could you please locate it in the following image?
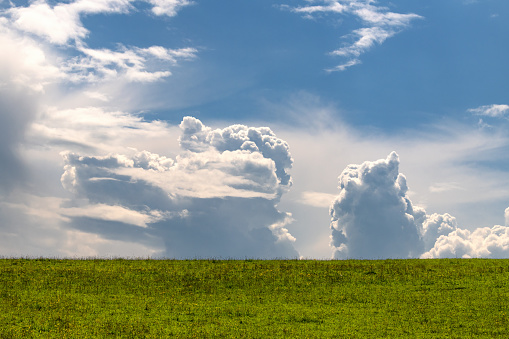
[330,152,509,259]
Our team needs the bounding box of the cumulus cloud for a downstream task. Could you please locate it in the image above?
[283,0,422,72]
[329,152,426,259]
[421,206,509,259]
[57,117,298,258]
[330,152,509,259]
[179,117,293,187]
[421,213,457,251]
[422,225,509,259]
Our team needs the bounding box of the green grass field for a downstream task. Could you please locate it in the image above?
[0,258,508,338]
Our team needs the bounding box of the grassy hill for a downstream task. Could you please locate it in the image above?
[1,258,508,337]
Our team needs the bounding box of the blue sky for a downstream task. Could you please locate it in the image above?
[0,0,508,259]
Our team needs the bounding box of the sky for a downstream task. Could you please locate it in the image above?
[0,0,508,259]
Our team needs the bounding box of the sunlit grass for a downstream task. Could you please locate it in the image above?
[1,258,508,337]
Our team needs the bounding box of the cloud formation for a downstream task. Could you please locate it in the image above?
[422,225,509,259]
[148,0,193,17]
[468,104,509,118]
[65,44,197,83]
[421,206,509,259]
[330,152,509,259]
[58,117,298,258]
[3,0,197,85]
[0,17,292,259]
[283,0,422,71]
[8,0,130,44]
[0,0,198,257]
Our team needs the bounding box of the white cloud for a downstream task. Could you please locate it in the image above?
[63,44,197,83]
[468,104,509,118]
[148,0,193,16]
[421,213,457,251]
[179,116,293,188]
[422,224,509,259]
[421,206,509,258]
[83,91,109,102]
[326,58,361,72]
[0,21,65,91]
[284,0,422,71]
[290,2,347,15]
[352,5,421,27]
[298,191,337,208]
[329,152,426,259]
[330,26,393,58]
[29,106,174,152]
[429,182,464,193]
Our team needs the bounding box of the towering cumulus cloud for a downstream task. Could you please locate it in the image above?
[329,152,425,259]
[60,117,298,259]
[330,152,509,259]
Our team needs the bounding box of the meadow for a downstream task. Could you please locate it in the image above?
[0,258,508,338]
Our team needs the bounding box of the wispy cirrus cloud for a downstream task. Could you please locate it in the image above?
[63,44,197,83]
[468,104,509,118]
[148,0,194,17]
[288,1,347,15]
[282,0,422,72]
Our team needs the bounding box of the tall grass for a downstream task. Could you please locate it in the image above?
[0,258,508,337]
